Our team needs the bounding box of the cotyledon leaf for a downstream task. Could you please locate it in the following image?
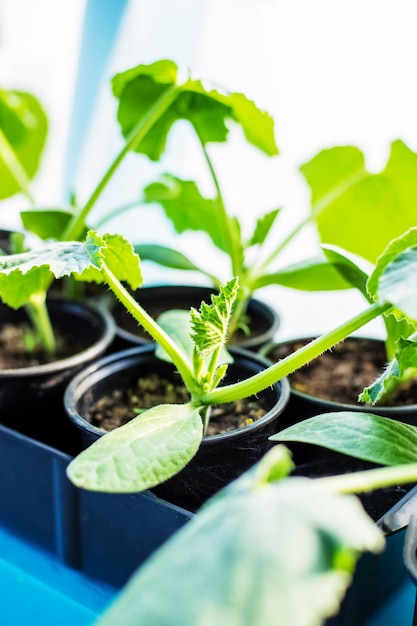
[67,403,203,492]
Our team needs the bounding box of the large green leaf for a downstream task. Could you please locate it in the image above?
[253,256,354,291]
[369,227,417,321]
[20,207,79,240]
[143,175,242,257]
[67,403,203,492]
[271,412,417,466]
[112,59,278,160]
[0,89,48,199]
[78,233,143,290]
[301,140,417,263]
[94,473,383,626]
[0,230,142,307]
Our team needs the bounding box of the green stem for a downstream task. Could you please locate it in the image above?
[317,462,417,495]
[101,263,196,391]
[25,294,56,355]
[0,128,35,203]
[200,141,241,277]
[203,301,392,404]
[61,84,181,242]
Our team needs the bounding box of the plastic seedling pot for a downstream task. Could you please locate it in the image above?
[64,344,290,512]
[107,284,280,353]
[0,297,115,456]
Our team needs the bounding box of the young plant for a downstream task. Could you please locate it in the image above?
[0,87,58,355]
[18,59,353,341]
[97,60,358,337]
[0,226,416,494]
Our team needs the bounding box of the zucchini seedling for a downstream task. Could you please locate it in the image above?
[0,226,416,493]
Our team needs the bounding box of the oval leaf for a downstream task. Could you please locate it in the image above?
[94,476,383,626]
[67,403,203,492]
[254,256,353,291]
[0,90,48,199]
[271,412,417,466]
[301,140,417,263]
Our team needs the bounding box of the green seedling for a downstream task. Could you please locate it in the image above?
[0,226,416,493]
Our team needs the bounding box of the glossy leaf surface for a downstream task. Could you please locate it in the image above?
[67,403,203,492]
[95,469,383,626]
[301,140,417,263]
[272,412,417,465]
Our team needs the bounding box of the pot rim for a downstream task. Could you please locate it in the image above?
[0,297,115,377]
[261,335,417,415]
[112,284,280,350]
[64,344,290,443]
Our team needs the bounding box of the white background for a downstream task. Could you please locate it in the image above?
[1,0,417,340]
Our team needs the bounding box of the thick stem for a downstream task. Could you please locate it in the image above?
[62,84,181,242]
[25,293,56,356]
[203,301,392,404]
[101,263,196,391]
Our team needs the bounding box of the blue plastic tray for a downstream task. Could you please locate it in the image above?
[0,524,116,625]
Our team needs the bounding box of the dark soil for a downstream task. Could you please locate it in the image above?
[0,321,90,368]
[267,337,417,406]
[88,371,267,435]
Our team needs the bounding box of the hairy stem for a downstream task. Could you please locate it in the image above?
[101,263,196,391]
[203,301,392,404]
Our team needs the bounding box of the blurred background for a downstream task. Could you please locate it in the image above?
[1,0,417,338]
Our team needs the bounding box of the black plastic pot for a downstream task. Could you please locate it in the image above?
[262,335,417,625]
[0,297,115,455]
[64,344,290,511]
[0,423,191,590]
[107,285,280,353]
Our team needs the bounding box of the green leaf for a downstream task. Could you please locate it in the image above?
[135,243,203,272]
[155,309,196,363]
[0,230,142,307]
[301,140,417,263]
[359,334,417,404]
[20,207,80,240]
[271,412,417,466]
[253,256,354,291]
[190,278,239,357]
[156,309,233,367]
[143,175,242,257]
[321,245,371,299]
[96,233,143,290]
[0,89,48,199]
[94,475,383,626]
[67,403,203,492]
[0,232,105,308]
[248,209,280,246]
[0,266,51,308]
[113,60,278,160]
[366,227,417,322]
